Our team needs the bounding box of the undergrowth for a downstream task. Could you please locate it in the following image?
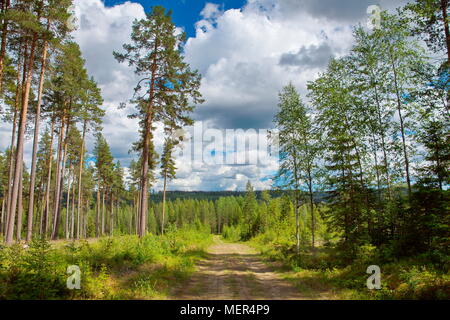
[0,225,212,300]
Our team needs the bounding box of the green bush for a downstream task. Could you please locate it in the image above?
[222,225,242,242]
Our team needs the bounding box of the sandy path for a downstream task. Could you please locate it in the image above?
[170,236,305,300]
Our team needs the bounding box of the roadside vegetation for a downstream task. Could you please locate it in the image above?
[0,226,211,299]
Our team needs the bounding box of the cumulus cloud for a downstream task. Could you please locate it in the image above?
[274,0,410,22]
[184,0,355,130]
[0,0,411,191]
[279,42,334,69]
[73,0,145,166]
[200,2,223,20]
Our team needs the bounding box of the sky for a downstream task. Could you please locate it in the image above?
[0,0,410,192]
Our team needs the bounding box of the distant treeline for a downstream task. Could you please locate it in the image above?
[148,190,329,203]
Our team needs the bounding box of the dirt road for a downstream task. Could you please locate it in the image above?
[170,236,305,300]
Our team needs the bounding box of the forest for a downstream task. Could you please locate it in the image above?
[0,0,449,300]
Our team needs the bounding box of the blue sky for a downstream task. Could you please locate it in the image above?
[103,0,246,38]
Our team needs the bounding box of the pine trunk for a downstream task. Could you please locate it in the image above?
[76,122,87,238]
[96,185,100,237]
[26,32,49,242]
[5,33,38,244]
[16,166,23,241]
[5,42,23,232]
[101,189,105,236]
[161,173,167,235]
[52,119,70,240]
[65,166,71,240]
[43,117,55,236]
[0,0,10,93]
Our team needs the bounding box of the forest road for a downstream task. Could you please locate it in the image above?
[170,236,306,300]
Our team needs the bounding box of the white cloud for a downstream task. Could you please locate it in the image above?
[0,0,409,191]
[185,1,356,130]
[200,2,222,20]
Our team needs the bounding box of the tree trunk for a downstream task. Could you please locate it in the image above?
[371,71,392,199]
[4,42,23,233]
[161,172,167,235]
[70,173,75,239]
[136,191,140,235]
[292,151,300,255]
[307,174,315,250]
[43,117,55,236]
[1,197,5,235]
[441,0,450,64]
[390,52,412,199]
[65,165,72,240]
[138,111,153,238]
[84,198,88,238]
[52,119,70,240]
[5,33,38,244]
[96,185,100,237]
[76,122,87,239]
[26,31,49,242]
[0,0,10,93]
[16,166,23,241]
[101,189,105,236]
[110,194,114,236]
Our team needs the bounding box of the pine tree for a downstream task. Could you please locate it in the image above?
[114,5,203,237]
[242,181,257,239]
[160,132,180,235]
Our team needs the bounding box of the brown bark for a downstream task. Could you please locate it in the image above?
[0,0,10,93]
[76,122,87,239]
[26,29,49,242]
[16,165,23,241]
[110,194,114,236]
[4,42,23,232]
[96,185,100,237]
[136,191,140,235]
[51,119,64,237]
[70,172,75,239]
[5,33,38,244]
[51,118,70,239]
[65,163,72,240]
[101,189,105,235]
[43,117,55,236]
[1,197,5,235]
[139,117,151,238]
[161,173,167,235]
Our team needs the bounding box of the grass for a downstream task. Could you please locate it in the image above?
[248,235,450,300]
[0,226,212,300]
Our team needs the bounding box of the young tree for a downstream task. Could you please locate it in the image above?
[308,59,368,247]
[160,136,177,235]
[93,133,114,236]
[113,6,203,237]
[242,181,258,240]
[75,77,103,239]
[274,83,320,253]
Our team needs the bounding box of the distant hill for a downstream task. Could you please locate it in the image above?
[149,190,329,202]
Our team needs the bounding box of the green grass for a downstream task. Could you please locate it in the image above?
[0,226,212,300]
[248,234,450,300]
